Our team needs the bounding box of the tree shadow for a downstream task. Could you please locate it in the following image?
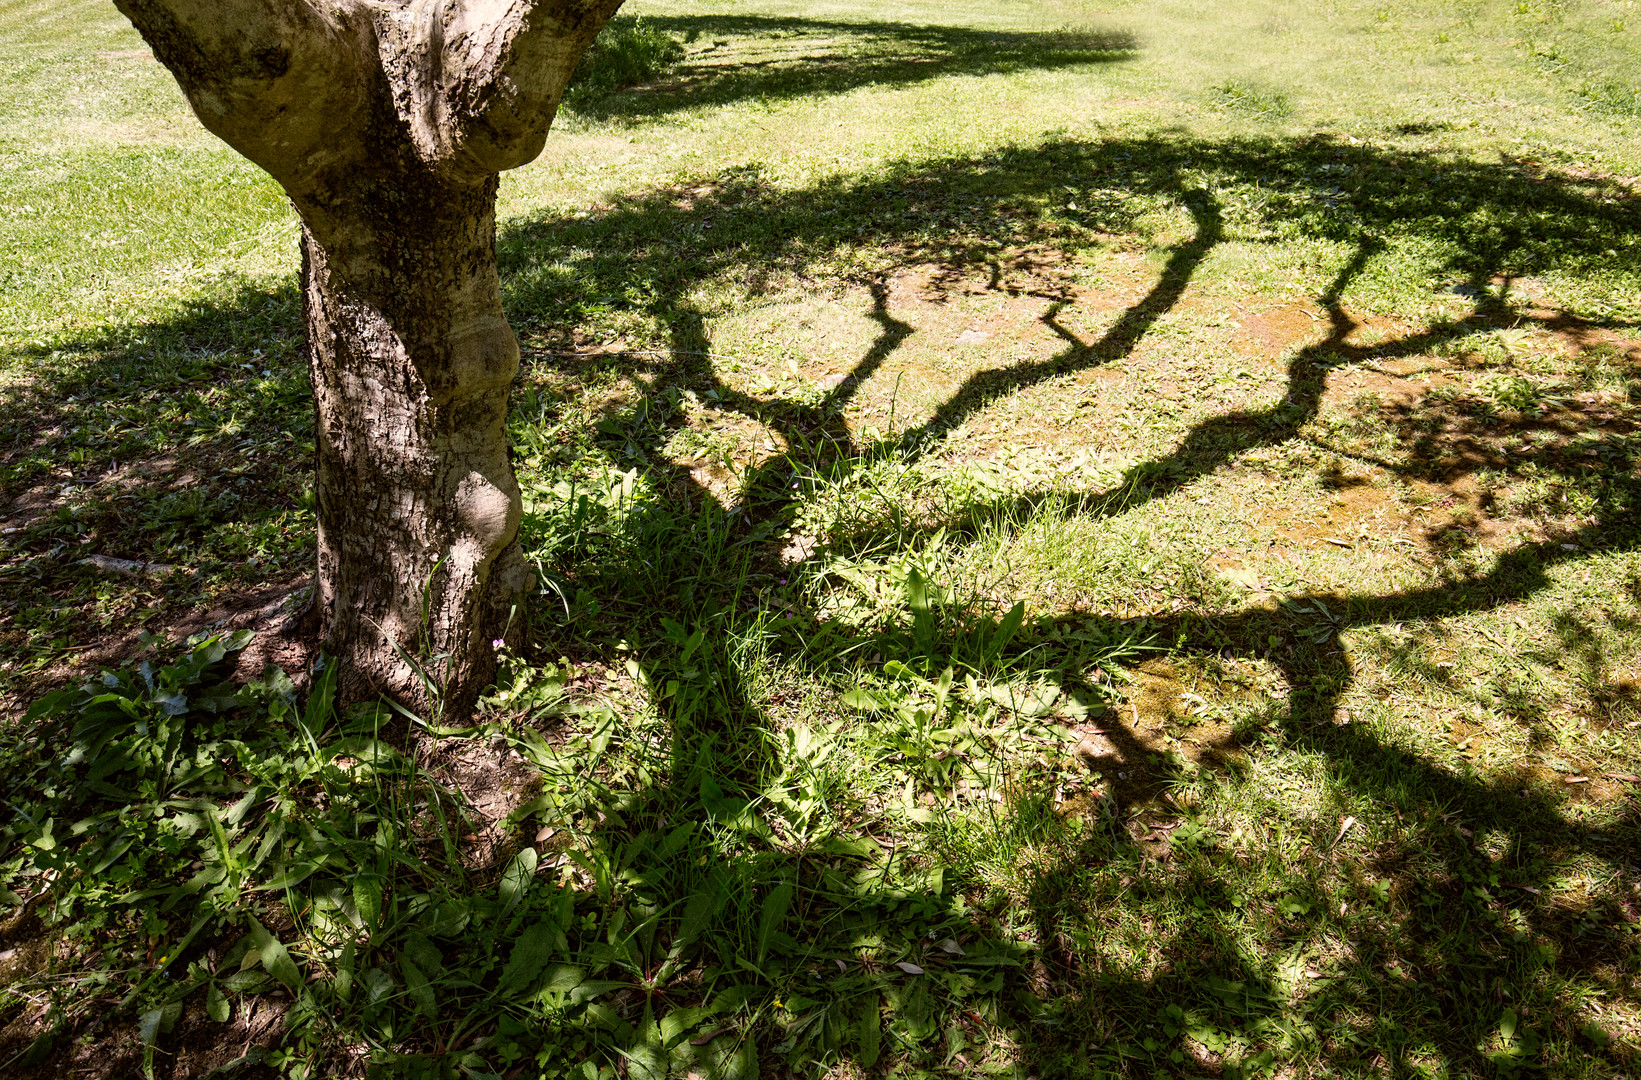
[498,131,1638,588]
[4,124,1640,1075]
[492,131,1638,1075]
[754,498,1637,1075]
[567,15,1139,123]
[0,280,311,696]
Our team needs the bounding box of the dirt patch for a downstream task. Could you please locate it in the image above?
[428,737,547,872]
[1127,658,1190,727]
[1,998,284,1080]
[1533,309,1641,366]
[1325,363,1459,412]
[1509,762,1635,806]
[1285,476,1409,549]
[0,483,63,535]
[1240,303,1329,358]
[1238,303,1413,364]
[30,576,319,699]
[0,905,52,993]
[886,247,1092,307]
[1,897,286,1079]
[1220,475,1429,564]
[1070,660,1248,816]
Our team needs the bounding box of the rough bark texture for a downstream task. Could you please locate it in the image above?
[113,0,624,717]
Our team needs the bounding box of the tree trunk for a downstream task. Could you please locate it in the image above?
[299,171,530,716]
[112,0,627,720]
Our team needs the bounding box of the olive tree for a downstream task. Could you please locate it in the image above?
[114,0,626,716]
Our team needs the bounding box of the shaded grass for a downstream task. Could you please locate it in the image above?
[0,281,310,694]
[565,14,688,109]
[560,13,1138,124]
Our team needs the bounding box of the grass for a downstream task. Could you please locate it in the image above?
[565,15,689,109]
[1,0,1640,1077]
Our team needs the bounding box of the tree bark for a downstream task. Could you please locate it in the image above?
[299,170,532,716]
[114,0,624,717]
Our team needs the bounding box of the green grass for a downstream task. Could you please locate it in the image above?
[2,0,1640,1077]
[566,15,689,108]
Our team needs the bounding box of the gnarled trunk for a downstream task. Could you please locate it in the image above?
[300,172,531,714]
[114,0,626,718]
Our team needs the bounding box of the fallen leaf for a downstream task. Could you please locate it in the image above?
[1605,773,1640,783]
[936,938,965,956]
[535,825,556,843]
[896,962,925,975]
[1564,775,1590,784]
[1334,815,1357,845]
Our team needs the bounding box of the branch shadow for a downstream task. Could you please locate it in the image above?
[4,120,1640,1076]
[494,131,1639,1074]
[499,131,1639,595]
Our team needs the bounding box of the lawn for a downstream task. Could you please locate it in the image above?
[1,1,1639,1077]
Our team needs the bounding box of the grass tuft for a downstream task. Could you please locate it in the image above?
[565,16,688,108]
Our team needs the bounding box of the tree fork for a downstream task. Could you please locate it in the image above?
[115,0,626,717]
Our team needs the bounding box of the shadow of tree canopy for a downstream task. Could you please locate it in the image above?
[0,279,311,693]
[566,14,1139,122]
[3,126,1639,1077]
[498,130,1639,547]
[491,130,1640,1074]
